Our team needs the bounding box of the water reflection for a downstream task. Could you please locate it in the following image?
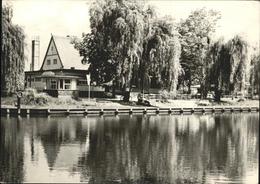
[0,113,258,183]
[0,117,25,182]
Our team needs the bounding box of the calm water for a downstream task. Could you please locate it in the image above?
[0,113,258,183]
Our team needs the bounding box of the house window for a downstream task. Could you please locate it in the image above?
[35,78,41,82]
[64,79,71,89]
[51,80,57,89]
[77,80,88,86]
[51,46,53,51]
[53,59,57,64]
[47,59,51,65]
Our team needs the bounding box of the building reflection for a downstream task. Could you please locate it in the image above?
[0,113,258,183]
[33,117,89,171]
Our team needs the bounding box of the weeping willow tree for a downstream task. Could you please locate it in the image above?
[206,35,250,101]
[205,38,228,101]
[75,0,182,101]
[1,4,26,96]
[249,52,260,96]
[227,36,250,95]
[83,0,147,101]
[142,17,182,93]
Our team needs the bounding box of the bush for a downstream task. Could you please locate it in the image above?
[22,88,50,106]
[35,93,50,105]
[54,96,78,106]
[22,88,37,105]
[72,91,81,101]
[159,90,176,101]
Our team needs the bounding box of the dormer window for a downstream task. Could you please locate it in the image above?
[47,59,51,65]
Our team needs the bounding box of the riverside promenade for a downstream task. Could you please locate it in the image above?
[1,106,259,117]
[1,96,259,117]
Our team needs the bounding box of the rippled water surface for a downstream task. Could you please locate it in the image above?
[0,113,258,183]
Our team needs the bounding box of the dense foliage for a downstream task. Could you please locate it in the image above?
[205,36,250,101]
[178,8,221,92]
[1,4,26,96]
[249,52,260,96]
[75,1,257,101]
[142,17,181,92]
[74,0,182,101]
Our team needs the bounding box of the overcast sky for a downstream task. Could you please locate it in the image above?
[5,0,260,71]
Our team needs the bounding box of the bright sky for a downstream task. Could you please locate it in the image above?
[5,0,260,71]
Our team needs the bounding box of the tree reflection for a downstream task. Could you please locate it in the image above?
[0,113,258,183]
[0,117,25,182]
[174,114,259,183]
[77,115,175,183]
[77,114,258,183]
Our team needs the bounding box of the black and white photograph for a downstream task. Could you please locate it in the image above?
[1,0,259,183]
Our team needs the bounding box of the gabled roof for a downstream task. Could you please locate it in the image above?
[40,35,89,70]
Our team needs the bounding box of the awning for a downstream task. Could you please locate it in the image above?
[41,71,82,79]
[41,71,55,78]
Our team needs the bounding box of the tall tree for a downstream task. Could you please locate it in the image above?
[142,16,181,93]
[227,36,250,95]
[1,4,26,96]
[75,0,182,101]
[205,35,250,101]
[84,0,146,101]
[249,52,260,97]
[178,8,221,93]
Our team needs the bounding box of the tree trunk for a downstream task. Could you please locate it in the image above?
[200,81,208,99]
[123,79,131,102]
[112,80,116,98]
[187,80,191,94]
[214,89,221,102]
[123,90,130,102]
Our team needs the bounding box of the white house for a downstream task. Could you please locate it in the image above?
[25,35,104,97]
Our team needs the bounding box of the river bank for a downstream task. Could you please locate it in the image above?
[1,96,259,109]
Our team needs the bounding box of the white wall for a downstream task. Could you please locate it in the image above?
[29,81,46,90]
[41,39,63,70]
[71,79,77,90]
[77,85,105,91]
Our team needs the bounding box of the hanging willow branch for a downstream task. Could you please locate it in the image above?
[1,4,26,95]
[205,35,250,101]
[143,17,182,93]
[74,0,182,101]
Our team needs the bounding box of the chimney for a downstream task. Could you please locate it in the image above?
[31,40,35,71]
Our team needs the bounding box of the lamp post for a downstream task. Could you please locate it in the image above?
[86,74,90,101]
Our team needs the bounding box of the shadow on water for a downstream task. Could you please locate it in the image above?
[0,117,25,182]
[0,113,259,183]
